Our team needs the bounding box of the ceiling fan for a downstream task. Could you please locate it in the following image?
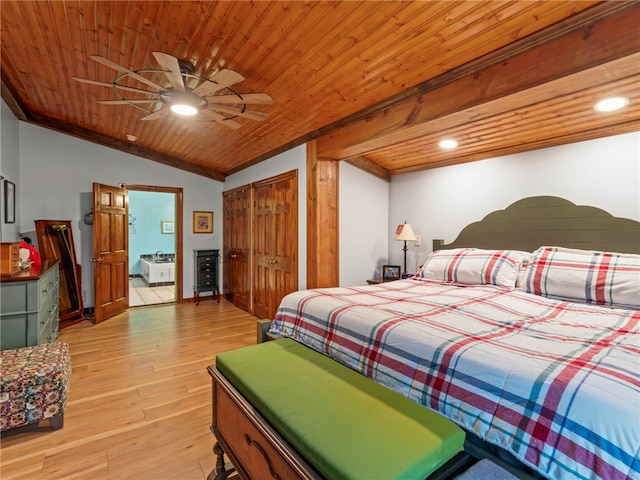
[73,52,273,130]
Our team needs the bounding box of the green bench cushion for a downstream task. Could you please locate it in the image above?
[216,338,465,480]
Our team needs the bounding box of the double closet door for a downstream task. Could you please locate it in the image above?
[223,170,298,320]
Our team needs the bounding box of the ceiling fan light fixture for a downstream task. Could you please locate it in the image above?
[162,90,206,116]
[171,103,199,116]
[594,96,629,112]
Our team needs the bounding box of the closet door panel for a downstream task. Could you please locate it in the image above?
[271,176,297,318]
[223,192,234,302]
[233,189,251,310]
[223,188,251,311]
[252,183,274,319]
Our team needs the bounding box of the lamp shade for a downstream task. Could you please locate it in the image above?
[394,223,417,242]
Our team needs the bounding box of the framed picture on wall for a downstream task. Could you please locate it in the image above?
[161,220,174,234]
[382,264,401,281]
[4,180,15,224]
[193,211,213,234]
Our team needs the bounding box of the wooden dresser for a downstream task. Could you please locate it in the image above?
[193,249,220,304]
[0,260,60,350]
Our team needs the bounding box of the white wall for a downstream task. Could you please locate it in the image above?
[339,162,389,286]
[388,132,640,273]
[18,121,224,307]
[225,144,308,289]
[0,101,21,241]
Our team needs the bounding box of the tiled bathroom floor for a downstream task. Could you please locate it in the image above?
[129,277,175,307]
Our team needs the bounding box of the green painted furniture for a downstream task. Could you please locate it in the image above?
[208,338,469,480]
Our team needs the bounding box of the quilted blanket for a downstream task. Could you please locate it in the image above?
[270,279,640,480]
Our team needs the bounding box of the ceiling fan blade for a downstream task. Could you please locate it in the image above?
[73,77,158,95]
[206,93,273,105]
[192,69,245,97]
[97,99,159,105]
[210,69,245,89]
[140,106,170,121]
[152,52,185,92]
[209,104,268,121]
[200,109,242,130]
[90,55,167,92]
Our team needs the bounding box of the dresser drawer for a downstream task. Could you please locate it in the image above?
[198,273,216,284]
[216,386,301,480]
[37,294,59,343]
[38,267,59,308]
[198,257,217,266]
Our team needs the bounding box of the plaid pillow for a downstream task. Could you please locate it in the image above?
[524,246,640,309]
[416,248,529,287]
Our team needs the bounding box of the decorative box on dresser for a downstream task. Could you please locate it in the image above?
[193,249,220,305]
[0,260,60,350]
[0,242,21,276]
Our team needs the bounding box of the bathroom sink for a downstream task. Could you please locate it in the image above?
[153,258,174,263]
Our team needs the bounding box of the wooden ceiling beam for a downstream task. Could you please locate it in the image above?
[316,2,640,161]
[344,156,391,182]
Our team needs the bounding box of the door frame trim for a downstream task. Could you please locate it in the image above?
[127,184,184,303]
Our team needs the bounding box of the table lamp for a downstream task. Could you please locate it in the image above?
[394,221,417,276]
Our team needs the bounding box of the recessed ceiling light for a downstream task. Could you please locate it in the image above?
[439,139,458,149]
[594,96,629,112]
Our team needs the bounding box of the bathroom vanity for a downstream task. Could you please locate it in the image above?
[140,254,175,286]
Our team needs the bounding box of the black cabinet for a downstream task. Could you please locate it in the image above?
[193,249,220,305]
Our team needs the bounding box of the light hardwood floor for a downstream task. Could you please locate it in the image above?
[0,300,258,480]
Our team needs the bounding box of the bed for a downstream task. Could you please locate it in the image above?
[268,197,640,480]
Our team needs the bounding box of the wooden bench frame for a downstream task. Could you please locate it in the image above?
[208,363,473,480]
[208,365,323,480]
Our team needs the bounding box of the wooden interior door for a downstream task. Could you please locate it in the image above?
[252,171,298,320]
[223,187,251,311]
[93,183,129,323]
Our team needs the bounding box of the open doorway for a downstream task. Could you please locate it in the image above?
[127,185,183,307]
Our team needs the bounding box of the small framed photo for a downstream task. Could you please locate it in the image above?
[193,211,213,234]
[382,264,401,281]
[161,220,174,234]
[4,179,15,224]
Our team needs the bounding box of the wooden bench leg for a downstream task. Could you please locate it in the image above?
[207,442,236,480]
[49,414,64,430]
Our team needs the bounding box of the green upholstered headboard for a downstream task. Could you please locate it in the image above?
[432,196,640,254]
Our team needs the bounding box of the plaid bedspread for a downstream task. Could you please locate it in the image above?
[270,279,640,480]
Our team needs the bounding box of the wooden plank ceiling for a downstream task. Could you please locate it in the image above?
[1,1,638,181]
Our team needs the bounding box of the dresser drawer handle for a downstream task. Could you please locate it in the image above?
[243,433,281,480]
